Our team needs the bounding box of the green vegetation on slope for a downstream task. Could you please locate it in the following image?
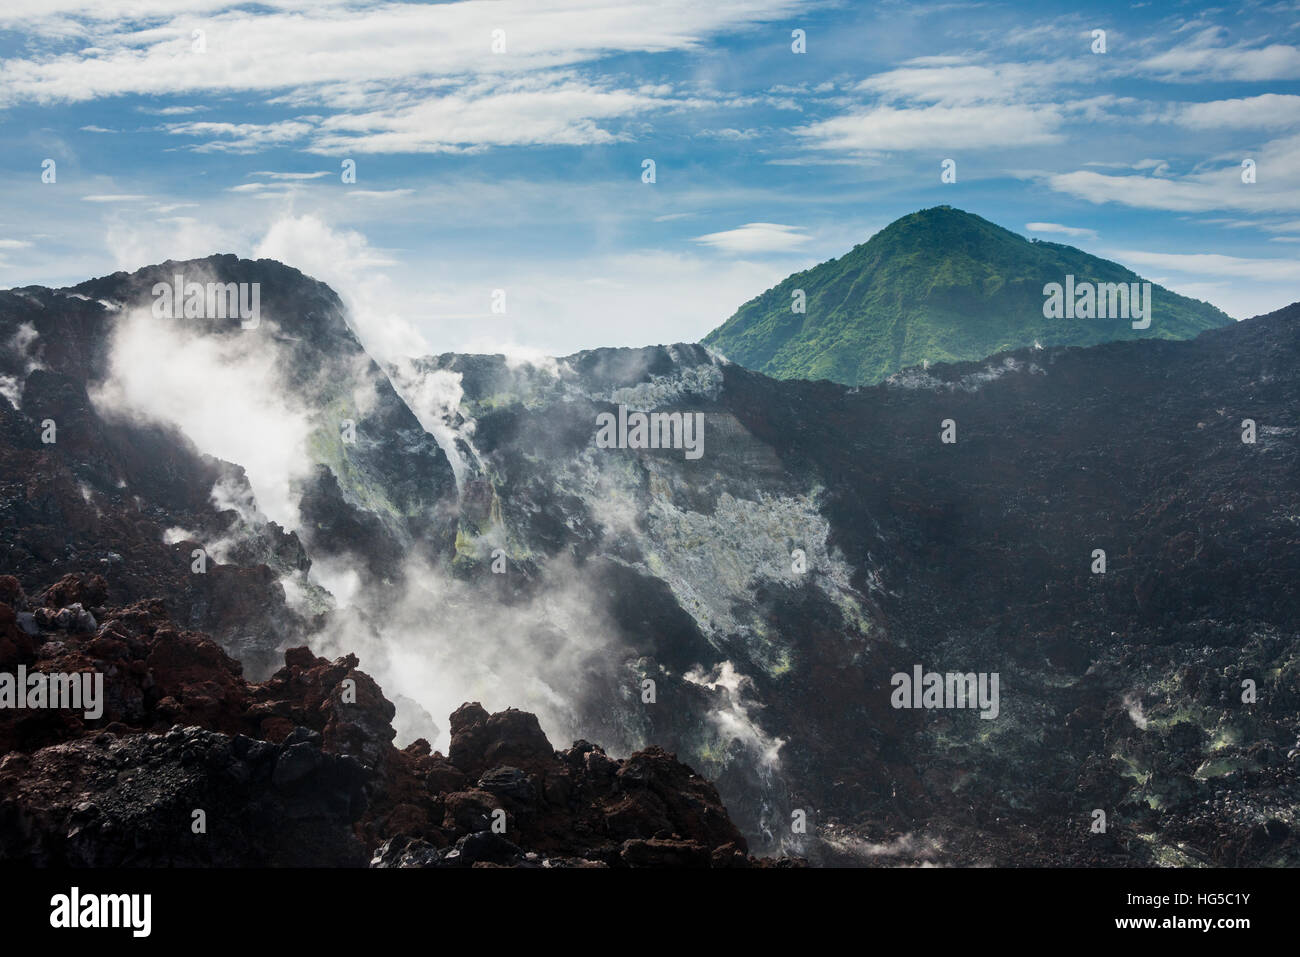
[701,206,1232,386]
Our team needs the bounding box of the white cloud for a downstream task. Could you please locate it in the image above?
[1140,32,1300,82]
[141,105,209,115]
[0,0,804,154]
[1094,247,1300,318]
[103,211,250,272]
[1166,94,1300,130]
[164,120,315,153]
[1025,222,1097,241]
[347,189,415,198]
[1107,249,1300,282]
[226,183,300,194]
[1048,169,1232,212]
[1046,131,1300,213]
[692,222,812,254]
[797,103,1065,153]
[250,170,332,180]
[856,59,1081,106]
[306,74,690,154]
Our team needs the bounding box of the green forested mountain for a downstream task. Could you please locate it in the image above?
[702,206,1233,386]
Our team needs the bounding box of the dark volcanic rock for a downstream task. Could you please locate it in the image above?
[417,304,1300,865]
[0,725,369,867]
[0,582,770,867]
[448,702,556,777]
[3,256,1296,866]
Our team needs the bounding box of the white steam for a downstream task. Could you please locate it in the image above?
[1,321,44,406]
[255,214,430,363]
[308,555,624,754]
[684,660,785,770]
[1123,691,1149,730]
[0,375,20,408]
[11,321,44,372]
[389,361,480,491]
[90,305,314,530]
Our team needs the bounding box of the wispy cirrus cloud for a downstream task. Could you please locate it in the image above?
[0,2,774,102]
[305,75,698,154]
[164,120,317,153]
[0,0,806,158]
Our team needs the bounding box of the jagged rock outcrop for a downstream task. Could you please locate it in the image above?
[0,574,771,867]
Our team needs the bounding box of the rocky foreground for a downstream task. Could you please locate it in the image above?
[0,572,782,867]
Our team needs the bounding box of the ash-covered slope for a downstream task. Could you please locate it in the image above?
[412,304,1300,865]
[1,256,1296,865]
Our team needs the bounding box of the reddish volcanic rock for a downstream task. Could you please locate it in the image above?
[0,579,250,753]
[0,575,780,868]
[41,572,108,610]
[448,702,555,777]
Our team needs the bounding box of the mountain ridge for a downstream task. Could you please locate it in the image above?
[702,206,1233,386]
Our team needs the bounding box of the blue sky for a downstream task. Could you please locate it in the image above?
[1,0,1298,360]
